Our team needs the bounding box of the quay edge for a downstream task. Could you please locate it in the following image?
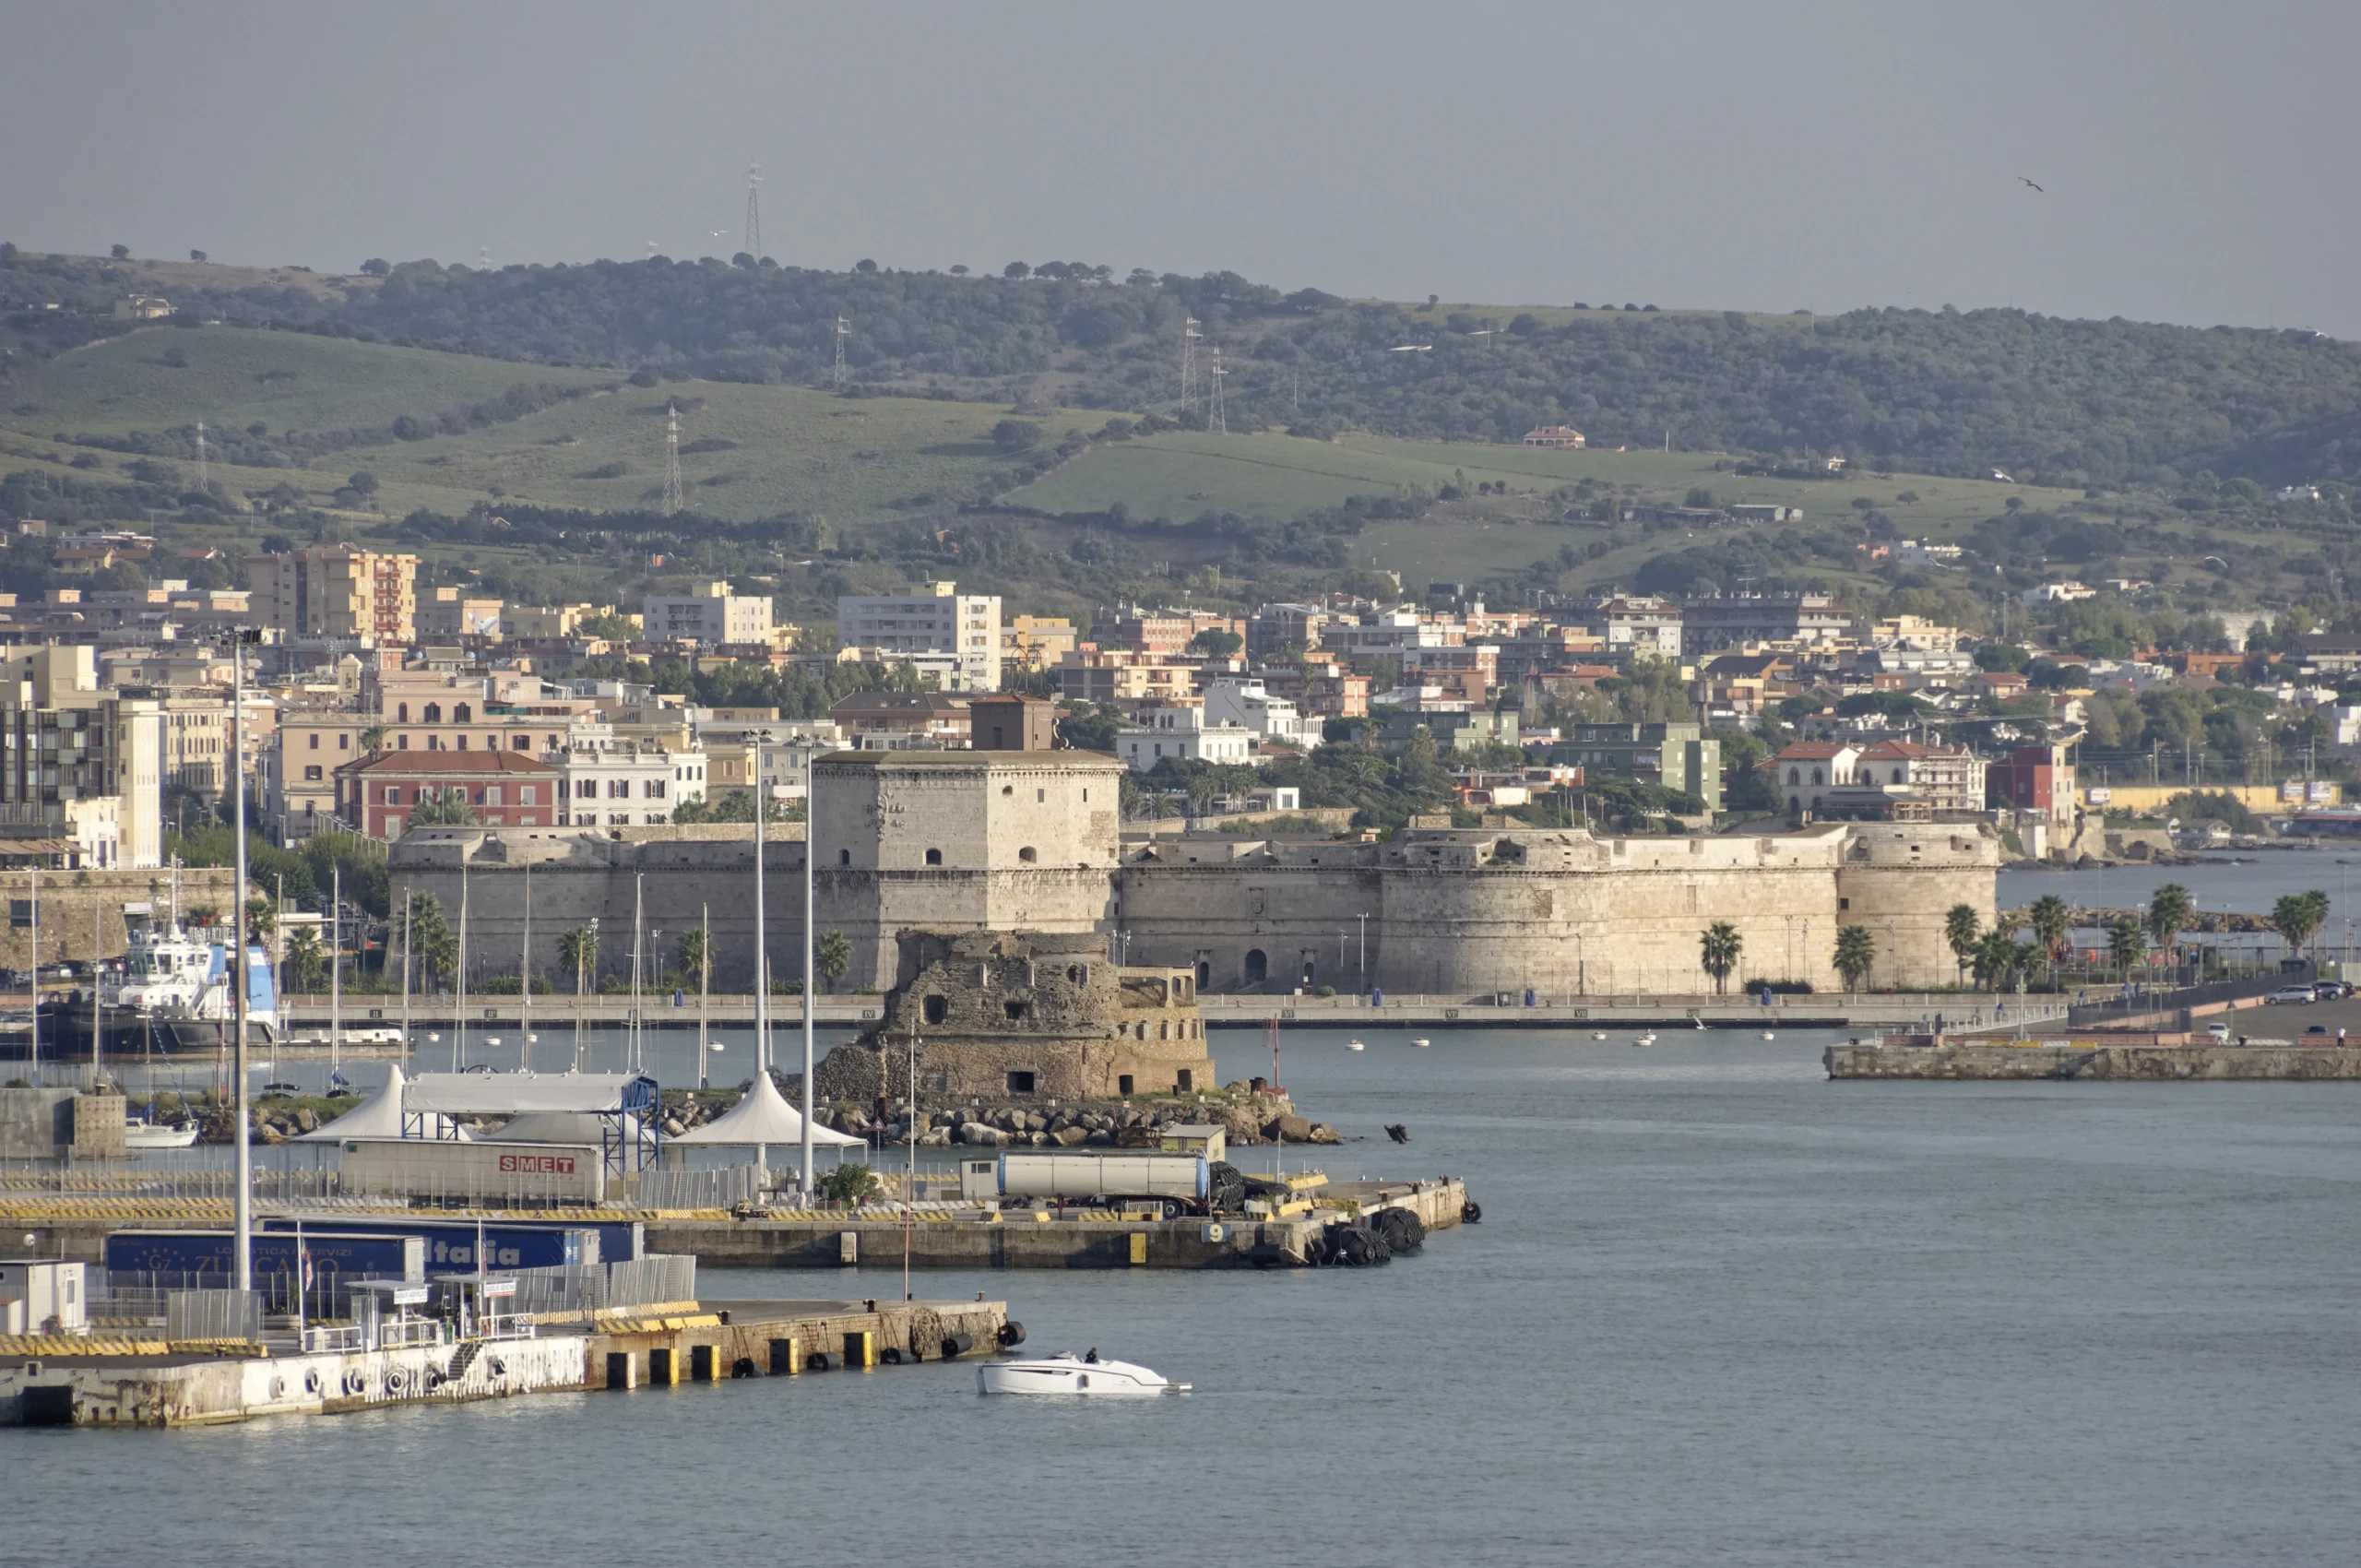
[1825,1041,2361,1080]
[0,1295,1008,1427]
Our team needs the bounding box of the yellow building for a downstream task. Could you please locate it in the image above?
[246,545,419,642]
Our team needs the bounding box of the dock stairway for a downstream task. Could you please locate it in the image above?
[445,1341,482,1384]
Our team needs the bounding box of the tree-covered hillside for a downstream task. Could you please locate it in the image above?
[6,244,2361,488]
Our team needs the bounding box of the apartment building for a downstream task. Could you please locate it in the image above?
[552,742,706,827]
[643,581,774,647]
[246,544,419,642]
[0,646,163,868]
[1115,705,1256,772]
[266,708,370,840]
[1203,677,1317,751]
[335,750,562,839]
[836,582,1003,691]
[422,588,506,640]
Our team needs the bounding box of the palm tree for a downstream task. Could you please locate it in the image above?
[558,926,599,995]
[674,929,711,992]
[283,926,326,993]
[2146,883,2193,980]
[2271,889,2331,960]
[2028,894,2070,980]
[410,789,480,826]
[815,930,853,992]
[409,892,457,991]
[359,723,388,755]
[1973,930,2029,990]
[1698,921,1742,995]
[1833,924,1877,992]
[2108,918,2147,982]
[1943,905,1982,986]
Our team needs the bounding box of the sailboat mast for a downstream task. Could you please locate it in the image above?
[519,861,532,1071]
[455,860,469,1073]
[398,888,412,1061]
[330,863,342,1078]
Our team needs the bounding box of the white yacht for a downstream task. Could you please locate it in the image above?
[978,1352,1189,1396]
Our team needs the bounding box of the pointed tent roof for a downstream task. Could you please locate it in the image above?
[670,1071,864,1146]
[292,1063,472,1142]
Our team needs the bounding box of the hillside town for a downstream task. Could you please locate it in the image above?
[2,535,2350,884]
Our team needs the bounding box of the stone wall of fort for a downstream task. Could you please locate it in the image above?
[1116,822,1998,995]
[388,757,1998,1001]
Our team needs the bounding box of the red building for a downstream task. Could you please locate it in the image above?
[1987,742,2077,826]
[334,750,564,841]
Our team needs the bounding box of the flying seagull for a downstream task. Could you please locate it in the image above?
[2018,176,2044,192]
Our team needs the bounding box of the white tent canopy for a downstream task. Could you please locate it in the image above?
[487,1111,651,1146]
[293,1063,471,1142]
[403,1071,651,1116]
[670,1071,863,1147]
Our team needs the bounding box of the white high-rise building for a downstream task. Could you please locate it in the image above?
[836,581,1003,691]
[642,581,774,647]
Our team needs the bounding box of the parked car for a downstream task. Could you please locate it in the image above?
[2314,981,2352,1001]
[2205,1023,2233,1041]
[2307,1025,2331,1035]
[2270,985,2319,1004]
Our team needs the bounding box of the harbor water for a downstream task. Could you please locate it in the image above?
[13,1021,2361,1565]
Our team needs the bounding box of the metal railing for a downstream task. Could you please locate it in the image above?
[621,1166,765,1211]
[165,1289,262,1343]
[0,1168,346,1203]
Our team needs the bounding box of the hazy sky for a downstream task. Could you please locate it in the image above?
[6,1,2357,334]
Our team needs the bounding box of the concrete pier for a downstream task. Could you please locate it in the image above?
[0,1295,1008,1426]
[653,1177,1470,1270]
[1826,1040,2361,1080]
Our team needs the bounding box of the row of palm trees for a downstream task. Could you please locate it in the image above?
[1697,920,1882,993]
[1695,881,2337,998]
[1942,883,2335,992]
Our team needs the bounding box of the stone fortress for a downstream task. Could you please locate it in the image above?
[387,750,2000,1000]
[811,929,1215,1104]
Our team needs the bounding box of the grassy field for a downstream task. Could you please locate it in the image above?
[1009,429,2049,533]
[2,321,2086,602]
[0,326,1105,529]
[5,326,611,435]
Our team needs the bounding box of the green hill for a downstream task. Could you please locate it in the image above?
[3,269,2352,630]
[10,244,2355,487]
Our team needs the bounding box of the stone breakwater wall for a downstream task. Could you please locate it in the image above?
[1826,1043,2361,1080]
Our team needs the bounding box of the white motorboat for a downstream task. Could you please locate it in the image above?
[1347,1039,1366,1051]
[125,1117,199,1150]
[1412,1037,1430,1048]
[1762,1030,1776,1040]
[1591,1031,1607,1040]
[978,1352,1188,1396]
[1633,1031,1657,1047]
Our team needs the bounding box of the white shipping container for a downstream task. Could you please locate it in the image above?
[968,1152,1207,1204]
[0,1260,85,1334]
[338,1139,606,1205]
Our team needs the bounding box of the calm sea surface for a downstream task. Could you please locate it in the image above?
[14,1015,2361,1566]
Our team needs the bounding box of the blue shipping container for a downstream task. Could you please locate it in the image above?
[259,1218,596,1270]
[104,1230,424,1283]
